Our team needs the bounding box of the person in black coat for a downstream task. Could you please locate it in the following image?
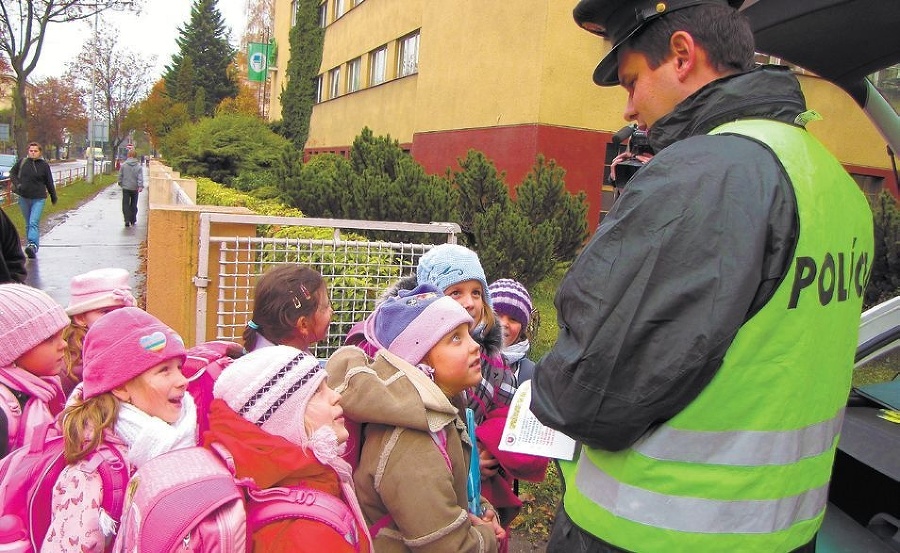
[10,142,56,258]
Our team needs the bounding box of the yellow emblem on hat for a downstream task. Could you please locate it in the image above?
[656,2,667,13]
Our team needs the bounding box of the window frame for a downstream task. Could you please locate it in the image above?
[370,45,387,86]
[398,31,420,78]
[347,57,361,93]
[329,66,341,99]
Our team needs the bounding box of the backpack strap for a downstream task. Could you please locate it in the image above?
[82,444,129,522]
[246,486,360,550]
[0,384,22,454]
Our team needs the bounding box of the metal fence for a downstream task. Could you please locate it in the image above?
[195,212,461,359]
[1,165,90,206]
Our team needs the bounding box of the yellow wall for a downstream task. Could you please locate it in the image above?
[799,74,889,169]
[272,0,893,175]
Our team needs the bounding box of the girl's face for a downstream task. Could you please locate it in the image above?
[16,329,66,377]
[304,379,348,444]
[306,286,334,344]
[115,358,188,423]
[424,323,482,397]
[443,280,485,323]
[497,314,524,348]
[73,305,123,329]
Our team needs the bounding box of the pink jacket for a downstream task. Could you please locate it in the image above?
[0,366,65,455]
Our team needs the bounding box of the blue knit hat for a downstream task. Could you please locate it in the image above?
[489,279,533,327]
[364,284,474,365]
[416,244,492,307]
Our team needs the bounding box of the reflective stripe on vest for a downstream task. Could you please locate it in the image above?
[561,118,874,552]
[632,407,844,465]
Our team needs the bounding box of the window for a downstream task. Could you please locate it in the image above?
[329,67,341,99]
[314,75,324,103]
[851,173,885,205]
[353,0,364,5]
[291,0,299,26]
[398,32,420,77]
[318,2,327,27]
[347,57,361,93]
[370,46,387,86]
[334,0,345,19]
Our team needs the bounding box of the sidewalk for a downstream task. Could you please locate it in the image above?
[23,167,149,307]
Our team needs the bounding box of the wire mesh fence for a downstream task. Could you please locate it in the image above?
[198,214,460,359]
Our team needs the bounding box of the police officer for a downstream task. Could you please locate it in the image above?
[531,1,874,551]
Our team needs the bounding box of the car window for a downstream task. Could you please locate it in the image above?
[870,63,900,118]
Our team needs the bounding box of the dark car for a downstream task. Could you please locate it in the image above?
[739,1,900,551]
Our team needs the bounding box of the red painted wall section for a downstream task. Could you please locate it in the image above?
[411,125,610,229]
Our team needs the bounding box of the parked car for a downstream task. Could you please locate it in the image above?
[0,153,16,182]
[740,2,900,551]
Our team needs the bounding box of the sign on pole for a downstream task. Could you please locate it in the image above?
[248,42,269,82]
[0,123,9,142]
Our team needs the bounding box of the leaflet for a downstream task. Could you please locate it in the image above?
[499,380,578,460]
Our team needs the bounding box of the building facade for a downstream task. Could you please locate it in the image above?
[268,0,898,227]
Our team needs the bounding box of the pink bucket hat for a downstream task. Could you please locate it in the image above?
[0,284,69,367]
[66,267,136,316]
[213,345,325,447]
[82,307,187,399]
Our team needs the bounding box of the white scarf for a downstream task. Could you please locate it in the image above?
[502,339,531,366]
[114,393,198,468]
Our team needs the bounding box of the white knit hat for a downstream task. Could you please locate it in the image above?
[213,345,325,446]
[66,268,136,316]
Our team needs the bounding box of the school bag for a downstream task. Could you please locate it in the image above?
[113,443,362,553]
[0,422,128,552]
[0,384,23,457]
[182,341,244,436]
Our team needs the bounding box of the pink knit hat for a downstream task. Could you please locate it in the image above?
[66,267,136,316]
[0,284,70,367]
[213,345,325,447]
[82,307,187,399]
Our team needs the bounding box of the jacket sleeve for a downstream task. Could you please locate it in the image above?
[44,163,57,204]
[0,208,26,283]
[41,462,108,553]
[531,135,797,451]
[9,159,21,187]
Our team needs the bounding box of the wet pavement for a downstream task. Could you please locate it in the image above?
[23,168,149,307]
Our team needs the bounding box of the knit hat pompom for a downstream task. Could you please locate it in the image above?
[82,307,187,399]
[364,283,474,366]
[66,267,136,316]
[416,244,491,307]
[0,284,70,367]
[489,279,533,327]
[213,345,326,447]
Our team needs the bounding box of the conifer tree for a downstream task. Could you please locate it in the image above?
[164,0,238,117]
[280,0,324,148]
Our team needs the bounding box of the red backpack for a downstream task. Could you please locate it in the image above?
[0,422,129,551]
[113,443,362,553]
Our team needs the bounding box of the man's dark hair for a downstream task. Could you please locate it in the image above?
[626,4,755,75]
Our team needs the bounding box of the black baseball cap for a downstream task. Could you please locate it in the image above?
[573,0,744,86]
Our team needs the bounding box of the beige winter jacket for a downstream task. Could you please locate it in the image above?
[326,346,498,553]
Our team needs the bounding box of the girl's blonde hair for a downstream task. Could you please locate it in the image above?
[61,393,120,464]
[62,322,87,385]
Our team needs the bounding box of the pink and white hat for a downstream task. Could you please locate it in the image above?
[66,267,136,317]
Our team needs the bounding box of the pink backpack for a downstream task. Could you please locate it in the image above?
[0,422,128,551]
[113,444,362,553]
[182,341,244,437]
[0,384,24,456]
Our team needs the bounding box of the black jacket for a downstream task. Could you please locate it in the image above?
[531,66,802,451]
[0,207,26,284]
[11,157,56,203]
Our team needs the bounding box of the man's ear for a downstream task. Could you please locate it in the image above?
[669,30,696,81]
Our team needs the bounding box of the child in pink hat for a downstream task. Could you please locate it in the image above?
[0,284,69,459]
[61,268,136,396]
[43,307,194,553]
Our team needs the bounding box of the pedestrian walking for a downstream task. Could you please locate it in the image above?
[118,150,143,227]
[10,142,56,258]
